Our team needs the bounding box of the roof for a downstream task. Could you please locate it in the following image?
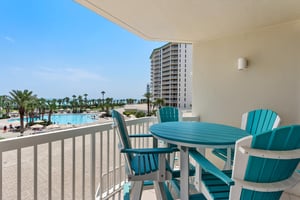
[75,0,300,42]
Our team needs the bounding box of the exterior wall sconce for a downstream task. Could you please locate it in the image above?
[237,57,248,70]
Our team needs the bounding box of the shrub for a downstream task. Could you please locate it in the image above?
[123,111,131,117]
[135,111,146,118]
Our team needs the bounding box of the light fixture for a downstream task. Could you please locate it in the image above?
[237,57,248,70]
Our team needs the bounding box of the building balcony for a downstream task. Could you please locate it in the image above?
[0,117,158,200]
[0,115,204,200]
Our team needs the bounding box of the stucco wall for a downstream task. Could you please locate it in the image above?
[192,20,300,127]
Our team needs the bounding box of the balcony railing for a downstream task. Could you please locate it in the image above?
[0,116,157,200]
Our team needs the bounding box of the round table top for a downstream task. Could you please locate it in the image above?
[150,121,249,148]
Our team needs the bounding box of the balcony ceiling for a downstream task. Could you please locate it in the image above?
[76,0,300,42]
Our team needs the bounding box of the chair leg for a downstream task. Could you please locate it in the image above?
[95,183,101,200]
[223,147,232,170]
[169,153,175,169]
[130,181,143,200]
[154,181,168,200]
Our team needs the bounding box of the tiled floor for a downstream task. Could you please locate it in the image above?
[141,189,157,200]
[139,149,223,200]
[139,149,300,200]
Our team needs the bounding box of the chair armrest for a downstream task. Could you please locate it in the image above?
[239,146,300,159]
[121,147,178,154]
[234,171,300,192]
[129,134,153,138]
[189,150,234,186]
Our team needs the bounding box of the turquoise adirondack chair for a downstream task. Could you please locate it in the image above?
[190,125,300,200]
[157,106,182,167]
[110,110,177,200]
[212,109,280,168]
[157,106,182,123]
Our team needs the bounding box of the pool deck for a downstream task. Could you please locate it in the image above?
[0,116,113,139]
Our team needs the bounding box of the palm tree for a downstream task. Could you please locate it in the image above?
[84,93,88,108]
[71,95,77,113]
[46,99,57,124]
[144,84,152,116]
[9,89,34,135]
[57,99,63,109]
[154,98,165,109]
[78,95,83,113]
[144,93,152,116]
[126,98,134,104]
[1,95,11,118]
[38,98,47,120]
[101,91,105,105]
[26,95,38,124]
[64,97,70,109]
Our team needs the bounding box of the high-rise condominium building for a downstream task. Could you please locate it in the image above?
[150,43,192,109]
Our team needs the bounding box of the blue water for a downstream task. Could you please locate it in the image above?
[8,114,98,125]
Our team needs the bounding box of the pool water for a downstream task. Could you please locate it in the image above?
[9,114,98,125]
[50,114,97,125]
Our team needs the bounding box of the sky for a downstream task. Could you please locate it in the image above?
[0,0,165,100]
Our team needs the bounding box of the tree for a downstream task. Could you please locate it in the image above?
[83,93,88,108]
[57,99,63,109]
[144,84,152,116]
[0,95,11,118]
[126,98,134,104]
[154,98,165,110]
[101,91,105,105]
[46,99,57,124]
[64,97,70,109]
[38,98,47,120]
[9,89,33,135]
[71,95,77,113]
[78,95,83,113]
[26,95,38,124]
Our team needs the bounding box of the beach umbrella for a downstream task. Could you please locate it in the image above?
[31,124,43,129]
[46,124,60,129]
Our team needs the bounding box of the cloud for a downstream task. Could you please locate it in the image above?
[3,36,15,43]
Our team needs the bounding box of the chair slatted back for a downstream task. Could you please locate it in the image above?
[241,125,300,199]
[111,110,133,167]
[242,109,280,135]
[157,107,180,123]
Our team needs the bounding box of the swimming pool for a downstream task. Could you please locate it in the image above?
[49,114,98,125]
[8,114,98,125]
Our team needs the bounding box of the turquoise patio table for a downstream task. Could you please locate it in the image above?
[150,121,249,200]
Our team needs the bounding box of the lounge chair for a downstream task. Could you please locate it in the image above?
[212,109,280,169]
[190,124,300,200]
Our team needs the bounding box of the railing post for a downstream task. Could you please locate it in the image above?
[72,137,76,200]
[48,142,52,200]
[90,133,96,200]
[34,145,38,200]
[61,140,65,200]
[17,148,21,200]
[0,152,2,200]
[82,135,86,200]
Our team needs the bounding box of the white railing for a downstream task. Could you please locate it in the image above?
[0,116,157,200]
